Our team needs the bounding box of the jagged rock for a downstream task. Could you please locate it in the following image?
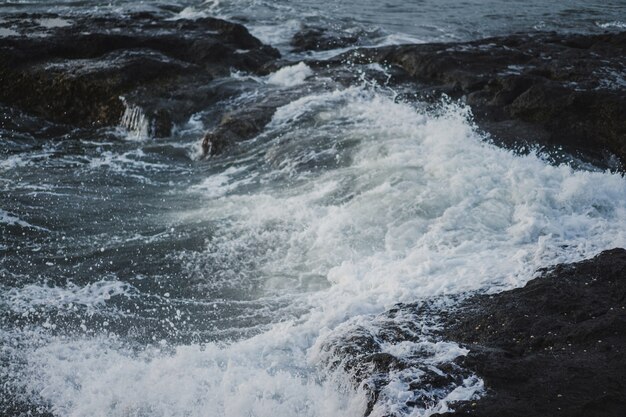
[291,27,361,52]
[201,103,278,155]
[315,306,475,417]
[201,89,310,156]
[324,250,626,416]
[438,249,626,417]
[332,32,626,169]
[0,12,280,137]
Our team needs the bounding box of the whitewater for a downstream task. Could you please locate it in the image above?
[2,1,626,416]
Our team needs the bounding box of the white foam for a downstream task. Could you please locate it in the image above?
[596,21,626,29]
[422,376,484,417]
[17,336,366,417]
[249,19,301,48]
[168,1,228,22]
[36,18,71,28]
[230,69,264,83]
[373,32,427,46]
[4,280,137,315]
[267,62,314,87]
[12,86,626,416]
[189,166,257,198]
[0,27,19,37]
[119,99,150,140]
[0,209,49,231]
[174,6,210,20]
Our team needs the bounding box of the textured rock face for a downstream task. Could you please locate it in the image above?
[201,103,278,156]
[438,248,626,417]
[334,32,626,169]
[0,12,279,136]
[321,250,626,417]
[211,30,626,166]
[315,306,477,417]
[291,27,362,52]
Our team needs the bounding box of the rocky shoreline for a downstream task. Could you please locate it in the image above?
[201,29,626,168]
[439,249,626,417]
[1,11,626,417]
[2,13,625,169]
[336,31,626,170]
[0,12,278,138]
[319,250,626,417]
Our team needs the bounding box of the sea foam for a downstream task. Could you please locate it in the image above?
[8,86,626,416]
[267,62,314,87]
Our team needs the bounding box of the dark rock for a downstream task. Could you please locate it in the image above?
[200,87,314,156]
[0,12,279,137]
[291,27,361,52]
[315,306,475,416]
[201,102,278,156]
[324,250,626,416]
[333,32,626,169]
[440,248,626,417]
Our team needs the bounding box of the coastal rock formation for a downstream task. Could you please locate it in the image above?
[4,13,623,167]
[234,30,626,169]
[322,249,626,416]
[201,102,279,156]
[315,306,477,416]
[439,248,626,417]
[0,12,279,137]
[291,27,362,52]
[333,32,626,169]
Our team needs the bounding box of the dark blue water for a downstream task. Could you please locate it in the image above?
[2,0,625,49]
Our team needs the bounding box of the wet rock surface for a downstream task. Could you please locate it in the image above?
[316,306,476,416]
[209,30,626,167]
[437,248,626,417]
[0,12,279,137]
[291,27,363,52]
[201,101,280,156]
[3,14,624,168]
[333,249,626,416]
[332,31,626,169]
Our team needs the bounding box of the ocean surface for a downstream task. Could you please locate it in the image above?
[2,1,626,416]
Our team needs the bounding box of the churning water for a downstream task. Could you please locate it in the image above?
[2,1,626,416]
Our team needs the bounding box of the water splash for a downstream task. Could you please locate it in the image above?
[120,98,150,140]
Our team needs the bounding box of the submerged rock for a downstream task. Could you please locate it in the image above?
[333,32,626,169]
[201,103,277,156]
[0,12,279,137]
[200,81,321,156]
[315,306,477,416]
[291,27,362,52]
